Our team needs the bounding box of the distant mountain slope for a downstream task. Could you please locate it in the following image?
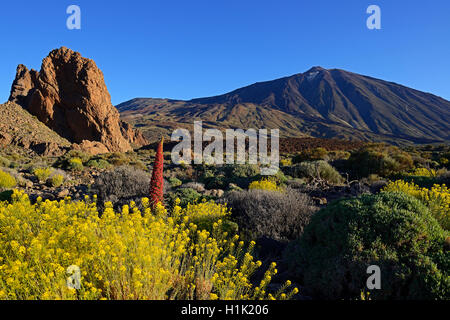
[118,67,450,144]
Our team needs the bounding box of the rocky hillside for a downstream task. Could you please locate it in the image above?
[0,101,71,156]
[118,67,450,144]
[9,47,147,154]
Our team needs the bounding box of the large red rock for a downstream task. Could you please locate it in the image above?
[9,47,147,154]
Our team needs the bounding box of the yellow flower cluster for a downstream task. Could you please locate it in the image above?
[182,199,230,230]
[49,174,65,188]
[383,180,450,230]
[33,168,53,183]
[0,170,16,189]
[0,190,295,300]
[248,179,280,192]
[280,158,292,167]
[406,168,437,177]
[68,158,84,171]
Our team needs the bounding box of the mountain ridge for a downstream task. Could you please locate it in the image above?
[118,67,450,144]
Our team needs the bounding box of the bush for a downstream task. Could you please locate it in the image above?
[182,199,237,234]
[68,158,84,171]
[0,156,11,168]
[407,168,437,177]
[0,190,296,300]
[107,152,129,166]
[382,180,450,230]
[202,164,261,189]
[280,158,292,166]
[226,189,317,242]
[65,149,90,163]
[167,188,203,208]
[286,161,344,184]
[93,166,150,204]
[168,177,182,188]
[49,174,65,188]
[87,159,111,169]
[285,192,449,299]
[248,179,280,191]
[347,144,414,178]
[204,174,227,190]
[33,167,53,183]
[231,164,260,178]
[0,170,16,189]
[293,147,329,163]
[130,160,148,171]
[264,169,288,186]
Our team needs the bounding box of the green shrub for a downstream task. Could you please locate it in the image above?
[70,150,90,162]
[68,158,84,171]
[293,147,329,163]
[268,169,288,185]
[33,167,53,183]
[130,160,148,171]
[167,188,203,208]
[87,159,111,169]
[231,164,260,178]
[286,160,344,184]
[49,174,65,188]
[285,192,449,300]
[0,170,16,189]
[0,156,11,168]
[107,152,129,166]
[347,144,414,178]
[204,174,227,190]
[168,177,182,188]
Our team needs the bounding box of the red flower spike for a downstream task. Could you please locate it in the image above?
[149,137,164,208]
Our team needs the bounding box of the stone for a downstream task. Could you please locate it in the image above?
[0,132,12,147]
[72,140,109,155]
[9,47,147,154]
[57,189,70,198]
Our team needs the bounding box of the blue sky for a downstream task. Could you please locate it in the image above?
[1,0,449,105]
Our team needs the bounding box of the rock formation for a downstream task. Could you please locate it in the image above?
[9,47,147,154]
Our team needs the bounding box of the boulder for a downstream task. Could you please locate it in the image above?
[72,140,110,155]
[9,47,147,154]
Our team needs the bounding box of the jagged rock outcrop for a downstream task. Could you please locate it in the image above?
[119,120,148,147]
[9,64,39,107]
[9,47,147,154]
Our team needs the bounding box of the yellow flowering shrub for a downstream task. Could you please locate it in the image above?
[68,158,84,171]
[406,168,437,177]
[33,168,53,183]
[280,158,292,167]
[248,179,280,191]
[0,170,16,189]
[0,190,296,300]
[382,180,450,230]
[49,174,65,188]
[181,199,230,231]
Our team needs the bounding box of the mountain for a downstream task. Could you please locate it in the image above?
[118,67,450,144]
[9,47,147,155]
[0,101,71,156]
